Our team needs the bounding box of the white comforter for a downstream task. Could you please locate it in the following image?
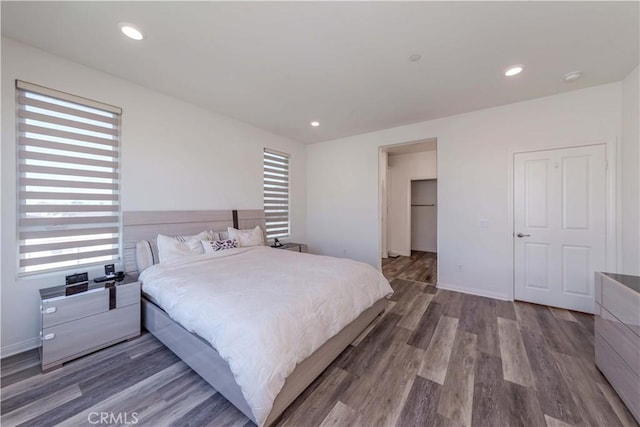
[139,246,392,426]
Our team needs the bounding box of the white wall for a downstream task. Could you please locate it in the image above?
[307,83,622,300]
[379,151,388,258]
[411,180,437,253]
[386,151,437,256]
[0,38,307,356]
[620,66,639,275]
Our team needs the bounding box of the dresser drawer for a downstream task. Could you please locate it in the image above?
[596,306,640,375]
[42,289,108,328]
[42,303,140,368]
[116,281,140,307]
[596,333,640,423]
[601,275,640,336]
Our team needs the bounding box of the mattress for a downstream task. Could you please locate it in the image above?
[139,246,392,426]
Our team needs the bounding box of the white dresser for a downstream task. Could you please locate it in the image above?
[39,277,141,372]
[594,272,640,423]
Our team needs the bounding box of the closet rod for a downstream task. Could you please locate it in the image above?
[411,204,435,207]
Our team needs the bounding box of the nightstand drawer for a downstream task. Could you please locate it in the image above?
[42,289,108,328]
[42,303,139,368]
[116,281,140,307]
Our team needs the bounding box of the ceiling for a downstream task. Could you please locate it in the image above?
[2,2,638,144]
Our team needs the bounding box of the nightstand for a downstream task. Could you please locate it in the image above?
[39,276,141,372]
[273,242,308,253]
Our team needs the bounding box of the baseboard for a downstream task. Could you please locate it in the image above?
[437,282,511,301]
[0,337,41,359]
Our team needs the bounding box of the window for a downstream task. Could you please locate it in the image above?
[263,149,290,240]
[16,80,122,275]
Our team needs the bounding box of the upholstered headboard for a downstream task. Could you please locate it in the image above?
[122,209,266,277]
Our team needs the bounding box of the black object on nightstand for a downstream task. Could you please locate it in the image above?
[94,264,125,283]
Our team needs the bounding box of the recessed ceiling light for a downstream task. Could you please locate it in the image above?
[409,54,422,62]
[119,23,144,41]
[310,121,320,127]
[563,71,583,82]
[504,65,524,77]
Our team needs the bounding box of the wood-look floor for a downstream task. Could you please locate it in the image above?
[383,251,437,284]
[2,279,638,426]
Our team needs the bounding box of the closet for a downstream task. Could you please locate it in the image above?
[410,179,437,252]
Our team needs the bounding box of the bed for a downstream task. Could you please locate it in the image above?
[123,210,392,426]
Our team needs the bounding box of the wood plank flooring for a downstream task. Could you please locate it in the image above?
[2,278,637,426]
[382,250,437,284]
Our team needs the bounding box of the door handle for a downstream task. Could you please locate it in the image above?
[516,233,531,238]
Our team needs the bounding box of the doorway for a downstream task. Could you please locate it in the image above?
[379,139,438,285]
[513,144,607,313]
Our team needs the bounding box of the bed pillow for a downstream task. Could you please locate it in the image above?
[227,226,265,247]
[173,230,219,242]
[136,239,160,273]
[136,230,219,272]
[157,231,210,263]
[201,239,239,253]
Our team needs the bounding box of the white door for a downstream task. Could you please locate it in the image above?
[514,145,606,313]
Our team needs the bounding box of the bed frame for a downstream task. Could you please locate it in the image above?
[123,210,387,426]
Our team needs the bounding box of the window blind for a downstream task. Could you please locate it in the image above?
[263,149,290,240]
[16,80,122,275]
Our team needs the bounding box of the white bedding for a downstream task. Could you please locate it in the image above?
[139,246,392,426]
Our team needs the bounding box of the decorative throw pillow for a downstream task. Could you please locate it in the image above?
[227,226,265,247]
[201,239,239,253]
